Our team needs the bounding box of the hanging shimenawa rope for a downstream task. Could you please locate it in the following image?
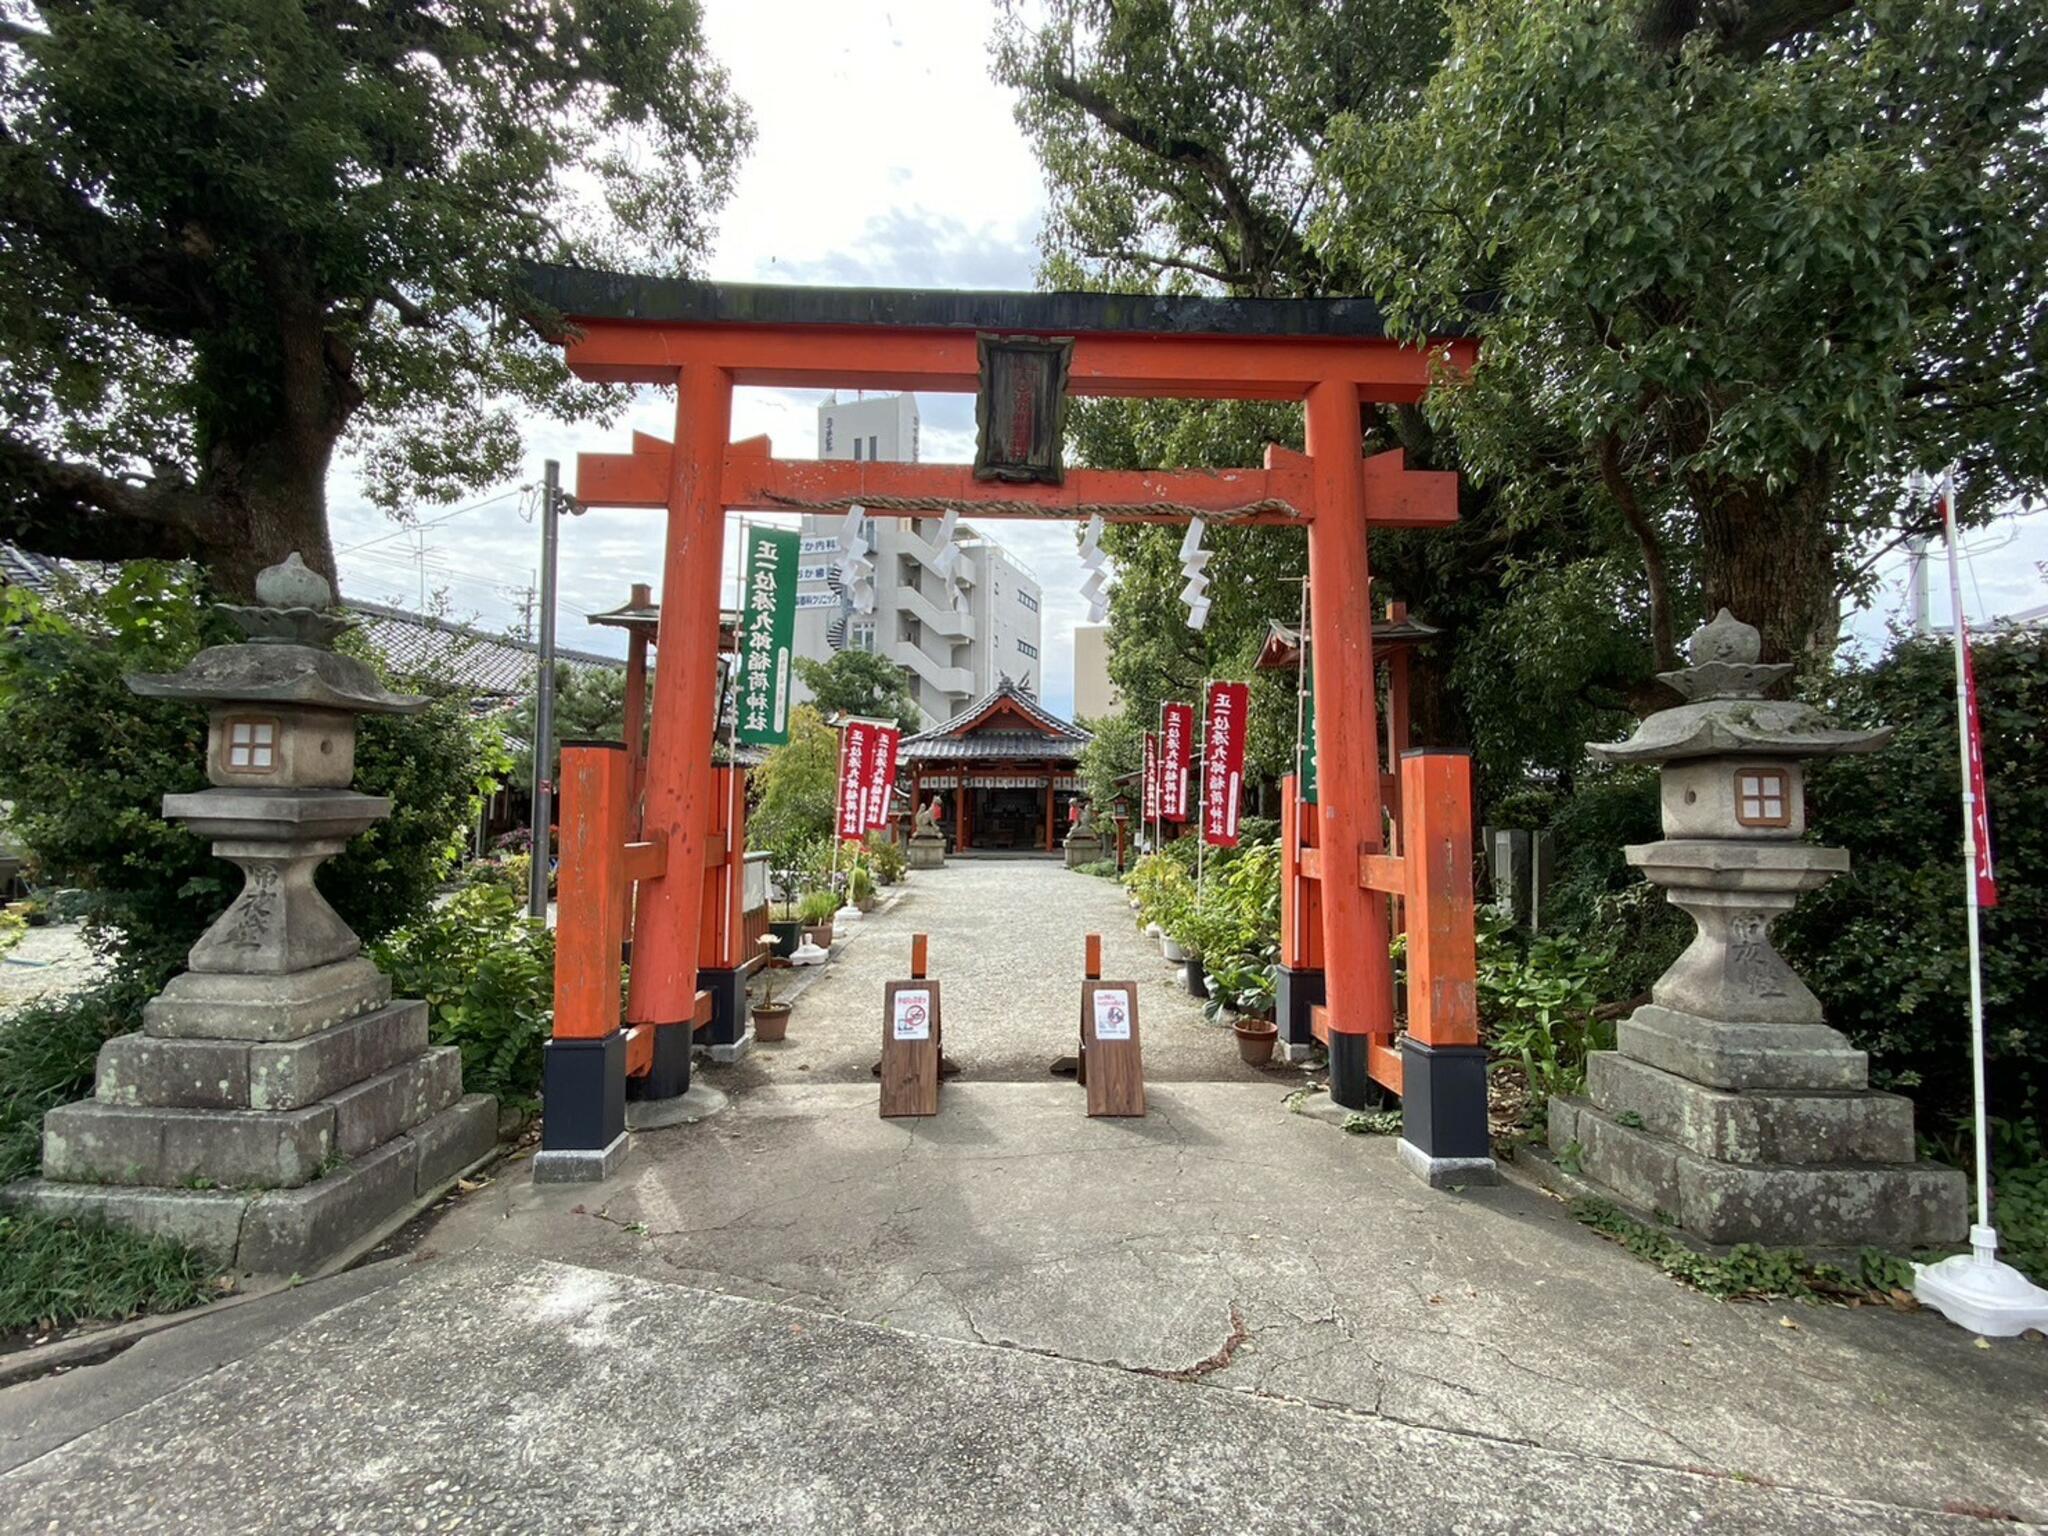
[761,491,1302,521]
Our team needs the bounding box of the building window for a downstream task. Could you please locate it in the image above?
[224,715,279,772]
[823,416,834,451]
[851,621,876,654]
[1018,590,1039,613]
[869,434,878,460]
[1017,638,1039,659]
[1735,768,1791,827]
[853,438,862,461]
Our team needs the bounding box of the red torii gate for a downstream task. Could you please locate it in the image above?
[533,267,1491,1188]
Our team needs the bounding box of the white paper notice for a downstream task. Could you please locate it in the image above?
[1092,988,1133,1041]
[893,988,933,1042]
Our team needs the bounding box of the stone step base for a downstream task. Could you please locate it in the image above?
[43,1046,463,1189]
[97,1001,429,1112]
[144,955,392,1042]
[1585,1051,1915,1165]
[1549,1095,1966,1250]
[1618,1003,1868,1092]
[7,1094,497,1275]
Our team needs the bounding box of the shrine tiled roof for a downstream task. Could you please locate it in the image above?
[901,678,1090,763]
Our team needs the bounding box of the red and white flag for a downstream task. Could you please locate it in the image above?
[836,720,875,842]
[1160,701,1194,822]
[1202,682,1250,847]
[1942,481,1999,908]
[863,724,900,836]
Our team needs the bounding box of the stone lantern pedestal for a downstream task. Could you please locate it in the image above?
[1063,804,1105,868]
[6,556,496,1274]
[908,799,947,870]
[1550,612,1965,1250]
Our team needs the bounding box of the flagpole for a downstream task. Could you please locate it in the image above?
[1913,468,2048,1334]
[1938,471,1992,1248]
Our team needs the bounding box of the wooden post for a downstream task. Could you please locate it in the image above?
[1392,749,1493,1182]
[882,934,941,1118]
[626,363,732,1043]
[539,741,631,1167]
[552,743,630,1041]
[1304,380,1394,1110]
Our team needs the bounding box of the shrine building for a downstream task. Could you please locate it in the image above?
[901,679,1089,854]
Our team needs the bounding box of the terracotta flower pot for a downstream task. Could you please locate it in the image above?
[805,923,834,951]
[752,1003,792,1043]
[1233,1018,1278,1067]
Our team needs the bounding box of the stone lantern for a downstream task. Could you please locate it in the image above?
[1550,610,1964,1249]
[12,555,496,1273]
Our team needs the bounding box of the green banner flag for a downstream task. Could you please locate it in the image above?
[736,525,799,747]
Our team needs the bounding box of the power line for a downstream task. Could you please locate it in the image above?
[335,485,533,555]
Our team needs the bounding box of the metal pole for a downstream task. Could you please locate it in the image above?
[1939,471,1993,1252]
[528,460,561,919]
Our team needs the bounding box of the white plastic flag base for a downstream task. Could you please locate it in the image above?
[1913,1227,2048,1337]
[834,903,863,927]
[788,939,830,966]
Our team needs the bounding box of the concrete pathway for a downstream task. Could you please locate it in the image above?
[5,860,2045,1531]
[727,860,1287,1086]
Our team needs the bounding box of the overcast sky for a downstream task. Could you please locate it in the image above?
[328,0,2046,717]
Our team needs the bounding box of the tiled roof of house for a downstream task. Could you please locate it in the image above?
[0,544,621,700]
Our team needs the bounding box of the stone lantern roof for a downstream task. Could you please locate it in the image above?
[1589,610,1888,766]
[127,553,426,715]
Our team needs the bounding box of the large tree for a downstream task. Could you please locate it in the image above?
[793,649,924,734]
[0,1,749,596]
[1330,0,2048,665]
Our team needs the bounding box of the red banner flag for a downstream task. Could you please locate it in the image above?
[863,724,900,837]
[1142,732,1160,822]
[836,720,875,842]
[1160,701,1194,822]
[1202,682,1250,846]
[1960,612,2000,909]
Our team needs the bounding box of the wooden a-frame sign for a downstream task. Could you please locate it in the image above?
[881,935,941,1118]
[1081,979,1145,1117]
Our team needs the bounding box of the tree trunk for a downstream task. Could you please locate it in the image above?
[1692,472,1838,665]
[192,428,339,601]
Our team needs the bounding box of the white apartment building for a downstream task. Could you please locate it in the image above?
[792,394,1044,727]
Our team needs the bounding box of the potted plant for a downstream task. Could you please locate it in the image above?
[768,898,804,961]
[1233,1016,1279,1066]
[798,888,838,951]
[850,861,878,913]
[751,967,792,1043]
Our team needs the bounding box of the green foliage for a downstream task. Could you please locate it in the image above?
[1077,707,1142,815]
[1570,1197,1924,1304]
[1072,859,1120,879]
[1995,1159,2048,1289]
[507,663,628,788]
[795,889,838,927]
[1334,0,2048,661]
[864,834,907,886]
[0,565,504,977]
[1479,922,1620,1118]
[1342,1109,1405,1137]
[0,1212,217,1334]
[1,0,751,585]
[371,885,553,1110]
[1186,842,1282,1018]
[748,707,841,867]
[793,650,923,734]
[0,971,156,1184]
[1780,630,2046,1135]
[1125,851,1197,941]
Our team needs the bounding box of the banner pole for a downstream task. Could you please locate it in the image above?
[1913,468,2048,1334]
[1939,472,1992,1245]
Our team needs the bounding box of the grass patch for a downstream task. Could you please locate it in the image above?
[0,971,152,1185]
[1342,1109,1404,1136]
[0,1211,221,1334]
[1570,1196,1920,1303]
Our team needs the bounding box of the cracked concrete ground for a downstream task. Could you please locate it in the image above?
[5,861,2043,1531]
